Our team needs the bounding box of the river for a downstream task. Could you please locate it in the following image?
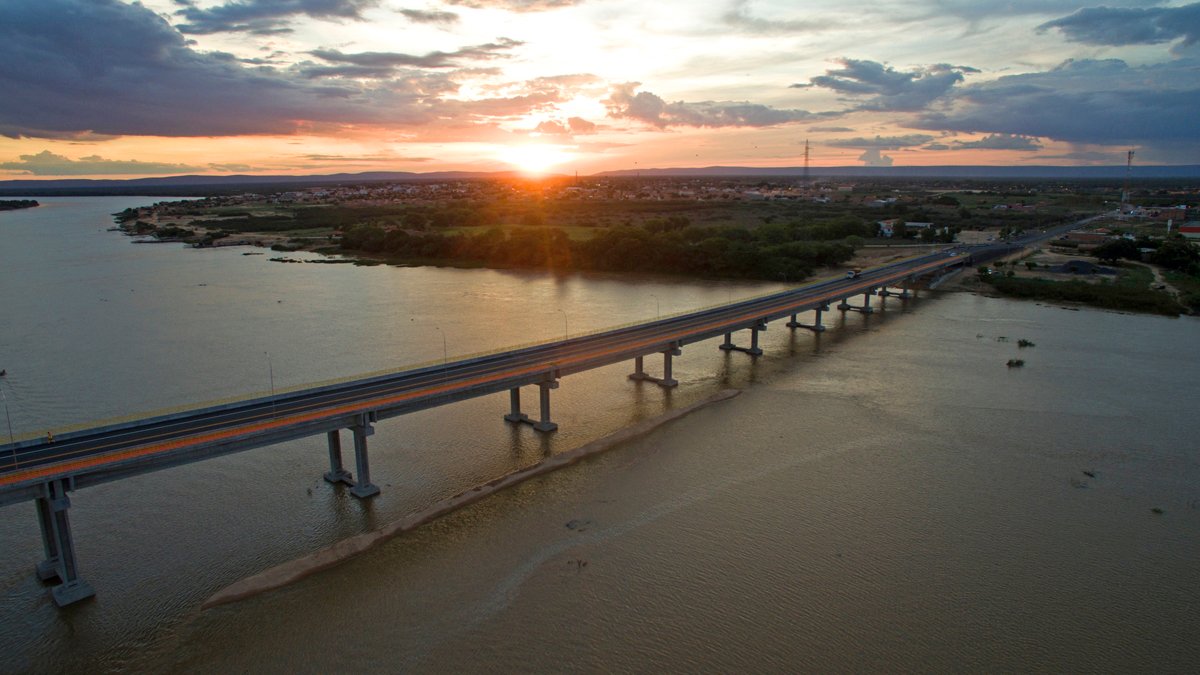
[1,197,1198,672]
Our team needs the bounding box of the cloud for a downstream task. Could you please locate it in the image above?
[399,8,460,24]
[533,116,597,136]
[307,38,522,73]
[798,58,978,111]
[300,153,433,162]
[207,162,254,172]
[920,0,1163,22]
[1037,149,1126,163]
[950,133,1042,151]
[444,0,582,11]
[911,58,1200,149]
[567,116,597,134]
[606,83,827,128]
[1038,4,1200,53]
[0,150,203,175]
[857,148,893,167]
[721,0,828,34]
[0,0,461,137]
[176,0,379,34]
[808,126,854,132]
[825,134,935,149]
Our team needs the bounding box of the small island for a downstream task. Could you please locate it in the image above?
[0,199,39,211]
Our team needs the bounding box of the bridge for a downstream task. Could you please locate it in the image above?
[1,244,1008,606]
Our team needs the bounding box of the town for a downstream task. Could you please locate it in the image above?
[111,175,1199,315]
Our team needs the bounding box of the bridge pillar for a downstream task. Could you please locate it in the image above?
[659,344,682,388]
[503,387,531,423]
[323,429,353,485]
[787,304,828,332]
[718,322,765,355]
[35,479,94,607]
[349,414,380,499]
[629,348,678,388]
[628,353,648,379]
[534,380,559,433]
[838,290,875,314]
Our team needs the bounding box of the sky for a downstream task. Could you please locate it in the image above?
[0,0,1197,178]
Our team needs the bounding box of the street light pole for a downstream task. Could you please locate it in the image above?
[650,293,660,319]
[433,326,448,382]
[265,351,276,419]
[557,309,568,341]
[2,385,15,467]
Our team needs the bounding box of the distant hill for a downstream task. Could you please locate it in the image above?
[2,164,1198,196]
[595,165,1200,179]
[0,171,520,196]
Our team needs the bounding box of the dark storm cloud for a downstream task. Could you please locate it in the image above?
[912,58,1200,146]
[950,133,1042,151]
[606,83,829,128]
[797,59,978,111]
[0,0,435,137]
[1038,3,1200,52]
[825,134,936,149]
[308,38,522,72]
[176,0,379,35]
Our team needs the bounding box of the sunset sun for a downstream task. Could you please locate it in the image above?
[499,145,574,175]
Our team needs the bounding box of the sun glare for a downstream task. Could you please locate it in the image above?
[499,145,573,175]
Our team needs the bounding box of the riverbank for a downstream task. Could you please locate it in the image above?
[202,388,742,609]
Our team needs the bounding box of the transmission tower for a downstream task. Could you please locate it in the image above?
[802,139,810,192]
[1121,149,1134,206]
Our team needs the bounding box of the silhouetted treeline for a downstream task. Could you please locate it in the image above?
[340,221,860,280]
[0,199,38,211]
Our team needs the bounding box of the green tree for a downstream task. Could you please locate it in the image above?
[1092,238,1140,263]
[1150,238,1200,273]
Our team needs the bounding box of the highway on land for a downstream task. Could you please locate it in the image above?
[0,248,970,500]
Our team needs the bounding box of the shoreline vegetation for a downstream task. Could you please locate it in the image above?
[0,199,38,211]
[106,175,1197,314]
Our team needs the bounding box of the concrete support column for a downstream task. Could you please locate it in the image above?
[534,380,559,433]
[660,344,682,388]
[747,322,764,356]
[790,304,828,332]
[718,325,764,355]
[878,286,911,299]
[350,414,380,499]
[35,491,60,582]
[628,355,648,381]
[37,479,94,607]
[324,429,353,485]
[719,333,734,351]
[838,292,875,314]
[503,387,531,423]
